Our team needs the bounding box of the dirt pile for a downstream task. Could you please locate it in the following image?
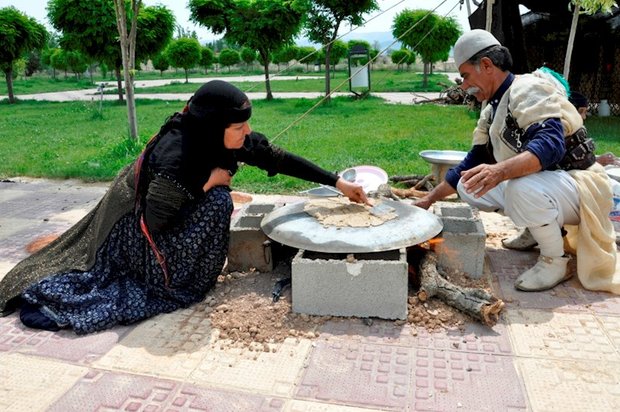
[205,260,492,349]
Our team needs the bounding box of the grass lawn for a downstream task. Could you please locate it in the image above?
[0,97,476,192]
[2,70,454,96]
[1,98,618,194]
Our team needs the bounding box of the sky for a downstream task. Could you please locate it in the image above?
[0,0,474,43]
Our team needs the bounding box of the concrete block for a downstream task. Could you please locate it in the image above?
[433,201,474,219]
[228,202,276,272]
[433,203,486,278]
[291,249,408,320]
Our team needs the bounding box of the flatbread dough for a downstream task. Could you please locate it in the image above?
[303,198,397,227]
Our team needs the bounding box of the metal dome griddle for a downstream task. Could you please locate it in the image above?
[260,199,443,253]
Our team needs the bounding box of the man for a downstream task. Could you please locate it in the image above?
[569,91,589,121]
[415,30,619,293]
[569,91,620,167]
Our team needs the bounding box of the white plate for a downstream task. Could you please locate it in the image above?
[419,150,467,165]
[606,166,620,182]
[340,165,388,192]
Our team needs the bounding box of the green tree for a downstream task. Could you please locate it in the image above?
[152,51,169,75]
[0,7,47,103]
[12,59,26,80]
[240,47,257,70]
[392,9,460,88]
[305,0,378,102]
[65,49,88,79]
[218,48,240,72]
[272,45,298,70]
[390,49,409,71]
[200,46,215,73]
[296,45,317,71]
[48,0,174,102]
[50,48,69,78]
[25,50,42,76]
[136,4,176,61]
[406,49,416,70]
[167,37,201,82]
[325,39,347,75]
[189,0,308,100]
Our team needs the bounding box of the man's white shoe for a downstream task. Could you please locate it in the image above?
[502,228,538,251]
[514,255,572,292]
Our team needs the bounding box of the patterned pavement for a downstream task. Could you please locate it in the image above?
[1,177,619,411]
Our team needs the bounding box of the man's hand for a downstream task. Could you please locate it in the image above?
[335,178,369,205]
[460,163,504,198]
[203,168,232,192]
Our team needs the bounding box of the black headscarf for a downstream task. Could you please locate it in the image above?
[187,80,252,124]
[139,81,253,198]
[569,91,588,109]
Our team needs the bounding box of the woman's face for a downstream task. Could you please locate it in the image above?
[223,121,251,149]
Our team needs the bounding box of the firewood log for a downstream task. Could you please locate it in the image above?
[417,251,504,326]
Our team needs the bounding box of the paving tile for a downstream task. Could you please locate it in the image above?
[0,352,87,412]
[410,349,527,411]
[0,313,129,364]
[318,317,512,355]
[577,287,620,315]
[48,370,283,412]
[190,337,312,397]
[515,357,620,412]
[487,249,586,311]
[318,318,415,346]
[506,309,620,361]
[0,222,70,267]
[284,399,385,411]
[414,321,514,355]
[93,308,215,380]
[296,339,412,410]
[597,315,620,354]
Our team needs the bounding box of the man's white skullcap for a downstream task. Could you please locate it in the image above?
[453,29,501,68]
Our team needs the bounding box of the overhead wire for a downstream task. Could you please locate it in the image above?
[241,0,408,93]
[372,0,462,90]
[271,0,462,142]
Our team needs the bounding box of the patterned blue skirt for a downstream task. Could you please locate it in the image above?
[23,187,233,334]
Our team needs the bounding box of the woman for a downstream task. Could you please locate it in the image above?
[0,80,367,334]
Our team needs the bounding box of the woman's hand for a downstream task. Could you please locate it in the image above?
[335,178,369,205]
[203,168,233,192]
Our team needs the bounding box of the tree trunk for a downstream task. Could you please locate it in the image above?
[417,251,504,326]
[184,68,189,83]
[324,43,332,103]
[5,69,15,104]
[260,50,273,100]
[115,65,124,102]
[485,0,494,31]
[113,0,139,140]
[423,62,429,89]
[563,4,580,81]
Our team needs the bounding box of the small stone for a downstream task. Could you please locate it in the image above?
[216,304,230,312]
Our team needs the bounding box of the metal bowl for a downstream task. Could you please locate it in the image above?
[419,150,467,165]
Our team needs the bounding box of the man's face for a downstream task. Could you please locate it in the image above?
[224,121,251,149]
[577,107,587,120]
[459,58,494,102]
